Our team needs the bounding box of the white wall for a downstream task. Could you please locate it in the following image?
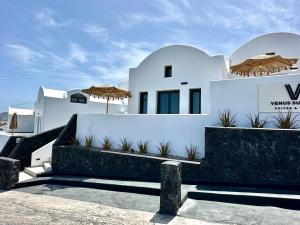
[31,139,55,166]
[7,114,34,133]
[76,114,211,158]
[128,45,226,114]
[210,73,300,126]
[34,87,128,133]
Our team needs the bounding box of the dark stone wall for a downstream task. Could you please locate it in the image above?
[202,127,300,186]
[52,146,200,183]
[0,157,20,190]
[53,114,77,147]
[9,126,64,170]
[160,161,182,215]
[0,136,23,157]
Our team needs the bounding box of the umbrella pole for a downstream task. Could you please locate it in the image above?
[106,97,109,114]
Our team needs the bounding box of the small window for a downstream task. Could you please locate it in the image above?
[190,89,201,114]
[70,93,87,104]
[266,52,275,55]
[164,65,172,77]
[139,92,148,114]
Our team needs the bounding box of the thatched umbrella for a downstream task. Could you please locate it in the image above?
[230,55,298,77]
[9,112,18,136]
[82,86,131,114]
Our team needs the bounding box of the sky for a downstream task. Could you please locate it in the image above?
[0,0,300,112]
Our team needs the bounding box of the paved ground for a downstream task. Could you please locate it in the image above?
[1,184,300,225]
[0,190,219,225]
[15,184,160,213]
[179,199,300,225]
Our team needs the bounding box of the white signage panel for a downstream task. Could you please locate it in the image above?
[259,82,300,112]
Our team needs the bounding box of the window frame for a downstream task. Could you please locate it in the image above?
[157,90,180,114]
[139,92,148,114]
[189,88,201,114]
[164,65,172,78]
[70,93,87,104]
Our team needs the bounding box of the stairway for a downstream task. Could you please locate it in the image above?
[19,161,52,182]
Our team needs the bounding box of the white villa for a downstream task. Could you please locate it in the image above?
[2,32,300,161]
[76,32,300,158]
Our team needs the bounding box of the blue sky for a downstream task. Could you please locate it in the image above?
[0,0,300,111]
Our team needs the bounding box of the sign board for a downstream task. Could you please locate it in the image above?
[259,82,300,112]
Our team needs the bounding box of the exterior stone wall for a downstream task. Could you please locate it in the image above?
[0,157,20,190]
[203,127,300,186]
[9,126,64,170]
[52,146,200,183]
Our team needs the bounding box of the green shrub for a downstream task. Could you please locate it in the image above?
[137,140,148,154]
[218,110,237,127]
[84,135,93,147]
[273,110,299,129]
[118,137,132,152]
[100,136,113,151]
[247,113,268,128]
[186,144,197,161]
[157,141,171,158]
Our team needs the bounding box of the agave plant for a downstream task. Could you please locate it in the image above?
[157,141,171,158]
[137,140,148,154]
[273,110,299,129]
[118,137,132,152]
[100,136,113,151]
[217,110,237,127]
[186,144,198,161]
[71,137,80,146]
[84,135,93,147]
[247,113,268,128]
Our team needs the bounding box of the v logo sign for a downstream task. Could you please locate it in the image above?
[285,84,300,100]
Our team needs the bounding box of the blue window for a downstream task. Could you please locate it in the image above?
[139,92,148,114]
[157,90,179,114]
[190,89,201,114]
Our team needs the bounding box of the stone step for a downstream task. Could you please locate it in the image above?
[24,166,46,177]
[18,171,34,182]
[43,162,52,172]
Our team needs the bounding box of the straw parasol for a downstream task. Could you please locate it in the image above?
[82,86,131,114]
[230,55,298,77]
[9,112,18,136]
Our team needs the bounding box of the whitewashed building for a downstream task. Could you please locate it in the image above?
[33,86,128,133]
[76,32,300,158]
[7,107,34,133]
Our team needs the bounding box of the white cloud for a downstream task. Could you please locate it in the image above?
[6,44,44,64]
[69,43,88,63]
[121,0,188,27]
[83,25,108,41]
[34,8,68,28]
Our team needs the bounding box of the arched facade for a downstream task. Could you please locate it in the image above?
[229,32,300,77]
[128,45,227,114]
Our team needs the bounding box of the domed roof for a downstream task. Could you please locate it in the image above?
[230,32,300,66]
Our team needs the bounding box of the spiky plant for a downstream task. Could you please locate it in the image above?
[84,135,93,147]
[100,136,113,151]
[118,137,132,152]
[157,141,171,158]
[186,144,198,161]
[273,110,299,129]
[247,114,268,128]
[71,137,80,146]
[217,110,237,127]
[137,140,148,154]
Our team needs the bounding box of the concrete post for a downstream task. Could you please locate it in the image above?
[0,157,20,190]
[159,161,182,215]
